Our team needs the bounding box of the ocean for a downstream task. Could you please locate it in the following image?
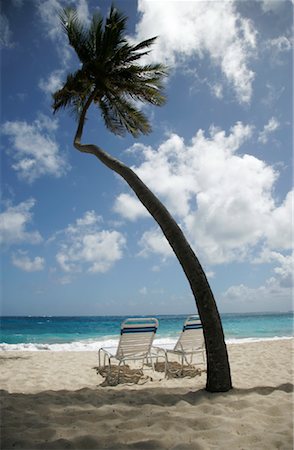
[0,312,293,351]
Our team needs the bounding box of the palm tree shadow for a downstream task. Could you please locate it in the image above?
[232,383,293,396]
[1,383,293,450]
[0,355,31,361]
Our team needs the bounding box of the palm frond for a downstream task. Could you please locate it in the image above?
[59,8,94,63]
[99,94,151,137]
[131,36,158,53]
[100,5,128,60]
[52,70,93,114]
[54,5,168,137]
[112,63,168,105]
[89,12,104,56]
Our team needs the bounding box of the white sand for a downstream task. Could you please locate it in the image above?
[0,339,293,449]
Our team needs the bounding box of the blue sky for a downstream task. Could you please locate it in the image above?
[0,0,292,316]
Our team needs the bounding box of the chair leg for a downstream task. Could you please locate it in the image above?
[117,361,122,383]
[164,352,169,378]
[164,357,168,377]
[98,349,107,369]
[150,355,155,371]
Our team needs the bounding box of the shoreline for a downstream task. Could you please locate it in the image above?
[1,335,292,352]
[1,339,293,449]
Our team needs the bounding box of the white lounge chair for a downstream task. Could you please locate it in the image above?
[98,317,159,380]
[153,315,205,376]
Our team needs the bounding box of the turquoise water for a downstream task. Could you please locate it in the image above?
[0,313,293,351]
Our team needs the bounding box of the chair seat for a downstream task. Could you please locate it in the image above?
[99,346,118,357]
[152,315,206,377]
[98,318,159,382]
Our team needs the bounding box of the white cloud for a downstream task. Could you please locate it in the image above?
[75,0,91,25]
[36,0,69,57]
[254,249,293,280]
[1,114,69,182]
[265,34,293,66]
[39,69,65,95]
[0,13,14,49]
[36,0,90,62]
[126,136,198,218]
[138,227,174,260]
[36,0,91,97]
[58,275,72,285]
[0,199,42,246]
[272,253,293,287]
[139,286,148,295]
[221,280,291,312]
[56,211,126,274]
[258,117,280,144]
[260,0,286,13]
[12,251,45,272]
[132,0,256,103]
[113,193,149,221]
[262,83,285,107]
[116,122,292,265]
[268,36,292,53]
[265,190,293,250]
[76,210,101,227]
[210,83,223,100]
[221,251,293,312]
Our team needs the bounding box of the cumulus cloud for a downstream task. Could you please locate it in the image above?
[0,13,14,49]
[12,251,45,272]
[268,36,292,53]
[260,0,286,14]
[1,114,69,182]
[222,251,293,312]
[132,0,256,103]
[36,0,90,101]
[76,210,100,227]
[56,211,126,274]
[113,193,149,221]
[262,83,285,107]
[36,0,72,99]
[264,190,293,250]
[210,83,224,100]
[0,199,42,246]
[36,0,91,89]
[138,227,174,260]
[139,286,148,295]
[258,117,280,144]
[37,0,90,44]
[36,0,69,57]
[265,34,293,66]
[75,0,91,25]
[116,122,291,265]
[39,69,65,95]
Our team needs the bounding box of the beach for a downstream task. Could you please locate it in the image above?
[0,339,293,449]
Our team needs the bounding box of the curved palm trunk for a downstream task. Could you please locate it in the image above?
[74,98,232,392]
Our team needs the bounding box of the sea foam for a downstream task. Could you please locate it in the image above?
[0,336,292,351]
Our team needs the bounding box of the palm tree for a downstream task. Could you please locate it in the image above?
[53,6,232,392]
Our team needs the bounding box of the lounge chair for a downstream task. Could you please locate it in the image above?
[152,315,205,376]
[98,317,159,380]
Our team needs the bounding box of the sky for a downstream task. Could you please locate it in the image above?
[0,0,293,316]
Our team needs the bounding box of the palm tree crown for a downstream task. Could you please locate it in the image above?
[53,6,168,137]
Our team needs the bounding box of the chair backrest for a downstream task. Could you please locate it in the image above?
[174,315,204,352]
[116,317,159,359]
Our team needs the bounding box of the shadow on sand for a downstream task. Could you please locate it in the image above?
[1,383,293,449]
